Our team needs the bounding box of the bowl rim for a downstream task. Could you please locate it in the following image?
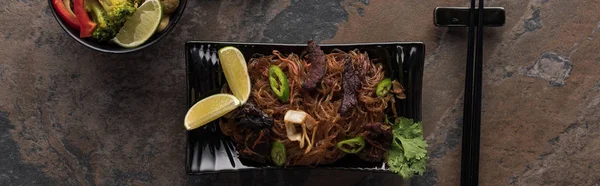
[48,0,188,54]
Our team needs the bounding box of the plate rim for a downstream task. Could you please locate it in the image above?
[186,40,425,47]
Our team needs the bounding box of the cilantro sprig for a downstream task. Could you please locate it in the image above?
[385,117,428,179]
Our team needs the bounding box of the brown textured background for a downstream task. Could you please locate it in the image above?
[1,0,600,185]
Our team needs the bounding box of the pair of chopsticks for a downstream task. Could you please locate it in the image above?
[460,0,484,185]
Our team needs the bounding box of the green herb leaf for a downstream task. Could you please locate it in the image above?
[410,157,427,176]
[393,118,422,139]
[398,136,428,160]
[386,146,413,179]
[385,117,428,179]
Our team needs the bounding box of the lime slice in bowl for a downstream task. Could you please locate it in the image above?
[113,0,162,48]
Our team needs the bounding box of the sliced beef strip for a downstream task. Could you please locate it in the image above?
[232,103,274,163]
[358,146,386,162]
[358,122,394,162]
[340,57,361,115]
[302,40,327,91]
[363,122,393,149]
[234,102,274,130]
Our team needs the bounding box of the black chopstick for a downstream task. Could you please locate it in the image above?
[472,0,484,184]
[460,0,484,185]
[460,0,476,184]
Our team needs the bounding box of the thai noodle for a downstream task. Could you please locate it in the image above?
[220,47,396,166]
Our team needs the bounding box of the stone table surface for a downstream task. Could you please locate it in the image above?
[2,0,600,185]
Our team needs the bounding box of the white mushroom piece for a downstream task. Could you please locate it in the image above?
[284,110,319,154]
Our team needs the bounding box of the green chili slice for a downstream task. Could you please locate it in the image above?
[376,78,392,97]
[268,65,290,102]
[336,136,366,154]
[271,141,287,166]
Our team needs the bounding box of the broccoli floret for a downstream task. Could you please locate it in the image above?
[86,0,136,42]
[86,0,111,41]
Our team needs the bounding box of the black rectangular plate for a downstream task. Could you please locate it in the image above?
[185,41,425,175]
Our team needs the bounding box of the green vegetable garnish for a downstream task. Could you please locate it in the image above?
[87,0,137,42]
[385,117,428,179]
[376,78,392,97]
[268,65,290,102]
[271,141,287,167]
[336,136,366,154]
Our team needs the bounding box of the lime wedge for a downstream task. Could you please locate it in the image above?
[218,47,251,104]
[113,0,162,48]
[184,94,241,130]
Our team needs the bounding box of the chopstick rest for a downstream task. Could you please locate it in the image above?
[434,7,505,27]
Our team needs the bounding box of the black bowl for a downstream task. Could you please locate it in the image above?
[48,0,187,54]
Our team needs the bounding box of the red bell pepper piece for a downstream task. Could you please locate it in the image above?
[52,0,80,30]
[73,0,96,38]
